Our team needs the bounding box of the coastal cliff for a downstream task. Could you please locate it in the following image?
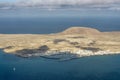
[0,27,120,60]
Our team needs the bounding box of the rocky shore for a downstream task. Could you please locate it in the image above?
[0,27,120,60]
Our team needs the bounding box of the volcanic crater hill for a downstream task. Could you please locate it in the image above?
[0,27,120,58]
[59,27,101,35]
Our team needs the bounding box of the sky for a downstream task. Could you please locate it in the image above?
[0,0,120,10]
[0,0,17,2]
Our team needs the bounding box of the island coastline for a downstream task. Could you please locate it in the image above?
[0,27,120,60]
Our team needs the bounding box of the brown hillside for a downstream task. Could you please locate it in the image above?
[59,27,101,35]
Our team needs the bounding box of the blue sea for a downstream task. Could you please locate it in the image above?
[0,9,120,34]
[0,9,120,80]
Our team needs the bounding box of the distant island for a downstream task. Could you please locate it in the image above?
[0,27,120,60]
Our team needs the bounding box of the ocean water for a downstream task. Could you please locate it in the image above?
[0,9,120,34]
[0,9,120,80]
[1,50,120,80]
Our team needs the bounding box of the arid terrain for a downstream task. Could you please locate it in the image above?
[0,27,120,59]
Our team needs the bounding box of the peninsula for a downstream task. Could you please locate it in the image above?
[0,27,120,60]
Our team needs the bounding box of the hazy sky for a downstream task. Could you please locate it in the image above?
[0,0,17,2]
[0,0,120,10]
